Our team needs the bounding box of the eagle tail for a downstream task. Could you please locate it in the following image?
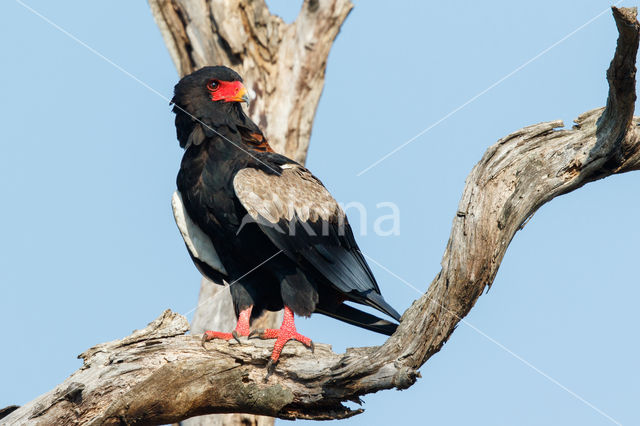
[362,292,402,322]
[316,303,399,336]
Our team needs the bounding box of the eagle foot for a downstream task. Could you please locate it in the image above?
[201,305,253,348]
[249,306,314,378]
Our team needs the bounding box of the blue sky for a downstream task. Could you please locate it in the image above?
[1,1,638,425]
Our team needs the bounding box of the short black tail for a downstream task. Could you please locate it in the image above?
[316,303,399,336]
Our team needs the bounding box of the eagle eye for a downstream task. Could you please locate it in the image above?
[207,80,219,91]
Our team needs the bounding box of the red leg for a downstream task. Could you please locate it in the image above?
[202,305,252,344]
[249,306,314,368]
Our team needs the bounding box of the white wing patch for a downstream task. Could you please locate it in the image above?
[171,191,227,275]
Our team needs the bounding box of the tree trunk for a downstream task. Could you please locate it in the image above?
[4,6,639,425]
[147,1,353,425]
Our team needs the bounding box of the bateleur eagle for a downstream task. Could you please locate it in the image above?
[171,66,401,371]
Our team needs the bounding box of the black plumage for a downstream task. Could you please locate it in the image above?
[171,67,401,354]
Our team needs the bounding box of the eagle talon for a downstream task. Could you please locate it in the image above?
[231,330,243,344]
[264,358,276,381]
[248,329,265,339]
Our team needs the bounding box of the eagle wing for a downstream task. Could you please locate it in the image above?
[171,190,228,277]
[233,164,397,318]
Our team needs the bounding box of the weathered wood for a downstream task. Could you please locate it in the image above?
[4,6,640,426]
[147,1,353,424]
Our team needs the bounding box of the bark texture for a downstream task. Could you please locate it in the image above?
[147,1,353,424]
[4,6,640,426]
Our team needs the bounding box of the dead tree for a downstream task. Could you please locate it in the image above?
[147,1,352,424]
[3,5,640,426]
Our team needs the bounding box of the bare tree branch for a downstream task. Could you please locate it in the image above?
[4,6,640,426]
